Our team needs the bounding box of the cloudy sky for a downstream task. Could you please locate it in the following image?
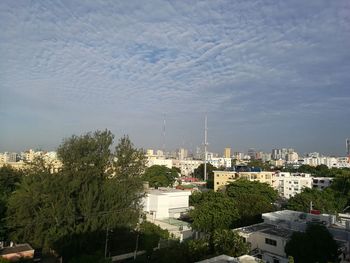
[1,0,349,155]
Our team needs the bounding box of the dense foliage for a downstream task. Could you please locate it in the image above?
[5,130,146,261]
[285,224,340,263]
[142,165,179,187]
[226,179,278,226]
[0,166,23,240]
[287,188,346,214]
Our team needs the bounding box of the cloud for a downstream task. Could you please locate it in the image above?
[0,0,349,154]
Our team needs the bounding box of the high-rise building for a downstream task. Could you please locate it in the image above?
[272,149,281,160]
[224,147,231,158]
[247,148,256,160]
[347,138,350,156]
[178,148,188,160]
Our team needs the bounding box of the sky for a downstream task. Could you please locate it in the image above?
[1,0,350,156]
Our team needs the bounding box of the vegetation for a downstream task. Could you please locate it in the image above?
[5,130,146,261]
[0,166,23,240]
[287,188,346,214]
[212,229,249,257]
[285,224,340,263]
[189,192,239,233]
[193,163,216,181]
[225,179,278,226]
[142,165,179,187]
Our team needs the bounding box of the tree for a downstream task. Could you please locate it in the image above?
[247,160,271,171]
[286,188,346,214]
[193,163,216,181]
[6,131,146,261]
[139,221,169,256]
[285,224,340,263]
[212,229,249,257]
[142,165,178,187]
[189,191,239,253]
[225,179,278,226]
[0,166,23,240]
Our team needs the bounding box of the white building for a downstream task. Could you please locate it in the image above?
[235,210,350,263]
[142,188,191,220]
[172,159,203,177]
[142,188,193,241]
[146,158,173,169]
[207,153,231,168]
[312,177,333,190]
[272,172,312,199]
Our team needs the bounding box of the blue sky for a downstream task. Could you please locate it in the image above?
[1,0,350,155]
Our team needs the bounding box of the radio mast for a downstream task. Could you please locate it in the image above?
[204,115,208,182]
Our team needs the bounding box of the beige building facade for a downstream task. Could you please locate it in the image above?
[213,171,274,191]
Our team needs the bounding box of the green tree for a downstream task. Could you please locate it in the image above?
[6,131,146,261]
[193,163,216,181]
[142,165,178,187]
[287,188,346,214]
[285,224,340,263]
[247,160,271,171]
[139,221,169,256]
[0,166,23,240]
[212,229,249,257]
[225,179,278,226]
[189,191,239,253]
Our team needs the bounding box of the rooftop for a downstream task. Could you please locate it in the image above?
[147,187,191,195]
[0,244,34,255]
[236,223,293,238]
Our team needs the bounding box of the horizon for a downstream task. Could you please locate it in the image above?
[1,1,350,156]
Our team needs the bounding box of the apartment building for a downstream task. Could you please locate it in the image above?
[213,171,274,191]
[235,210,350,263]
[172,159,202,177]
[272,172,312,199]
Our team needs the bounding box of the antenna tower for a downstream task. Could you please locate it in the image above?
[204,115,208,182]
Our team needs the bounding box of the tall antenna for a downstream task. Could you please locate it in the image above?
[162,114,166,154]
[204,114,208,182]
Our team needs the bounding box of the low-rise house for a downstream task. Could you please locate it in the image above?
[235,210,350,263]
[0,243,34,262]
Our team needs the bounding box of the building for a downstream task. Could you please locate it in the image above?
[142,188,191,220]
[235,210,350,263]
[312,177,333,190]
[224,148,231,158]
[272,172,312,199]
[142,187,193,241]
[213,171,274,192]
[196,254,261,263]
[0,243,34,262]
[178,148,188,160]
[172,159,202,177]
[247,149,256,160]
[272,149,281,160]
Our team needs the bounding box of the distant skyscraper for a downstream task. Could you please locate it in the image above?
[347,138,350,156]
[224,147,231,158]
[247,148,256,160]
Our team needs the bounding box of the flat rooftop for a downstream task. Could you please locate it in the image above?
[147,188,191,195]
[236,223,293,238]
[158,218,190,227]
[0,244,34,255]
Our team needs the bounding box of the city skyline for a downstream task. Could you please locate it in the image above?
[1,1,350,155]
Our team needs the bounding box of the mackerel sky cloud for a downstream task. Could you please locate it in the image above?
[1,0,350,155]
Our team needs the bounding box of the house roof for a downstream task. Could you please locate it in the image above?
[0,244,34,255]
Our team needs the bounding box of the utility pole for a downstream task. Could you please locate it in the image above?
[204,115,208,182]
[104,225,109,258]
[162,114,166,154]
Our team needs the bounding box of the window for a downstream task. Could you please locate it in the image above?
[216,182,219,185]
[273,259,280,263]
[320,180,324,183]
[265,238,277,246]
